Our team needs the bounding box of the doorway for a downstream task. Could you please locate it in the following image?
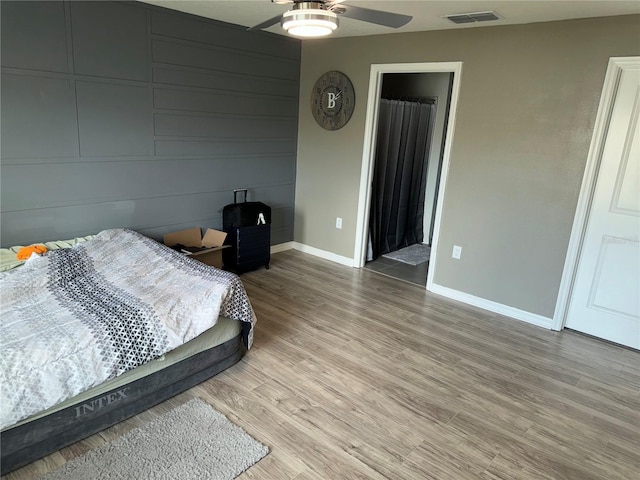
[364,73,452,285]
[354,62,463,292]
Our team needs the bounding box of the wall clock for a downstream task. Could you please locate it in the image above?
[311,71,355,131]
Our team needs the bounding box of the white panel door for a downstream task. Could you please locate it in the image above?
[565,63,640,349]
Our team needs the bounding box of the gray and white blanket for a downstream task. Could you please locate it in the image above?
[0,229,256,430]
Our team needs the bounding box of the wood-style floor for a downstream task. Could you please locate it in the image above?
[5,250,639,479]
[364,255,429,286]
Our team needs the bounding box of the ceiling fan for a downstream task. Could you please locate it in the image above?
[248,0,413,38]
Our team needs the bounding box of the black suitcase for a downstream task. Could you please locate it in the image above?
[222,189,271,273]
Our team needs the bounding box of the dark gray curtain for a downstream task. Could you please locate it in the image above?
[369,99,436,259]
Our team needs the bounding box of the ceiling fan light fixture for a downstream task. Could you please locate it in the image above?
[281,6,338,37]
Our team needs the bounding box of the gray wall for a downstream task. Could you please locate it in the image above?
[295,15,639,319]
[0,1,300,247]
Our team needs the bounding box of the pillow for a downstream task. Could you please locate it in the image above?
[0,235,95,272]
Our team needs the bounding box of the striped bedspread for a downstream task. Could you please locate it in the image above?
[0,229,256,430]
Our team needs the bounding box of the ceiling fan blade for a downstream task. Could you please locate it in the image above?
[339,5,412,28]
[247,14,283,31]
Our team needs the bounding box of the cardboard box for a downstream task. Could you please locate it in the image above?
[163,227,229,268]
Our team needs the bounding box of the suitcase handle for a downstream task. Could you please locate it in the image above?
[233,189,248,204]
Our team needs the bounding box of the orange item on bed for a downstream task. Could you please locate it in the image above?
[16,245,48,260]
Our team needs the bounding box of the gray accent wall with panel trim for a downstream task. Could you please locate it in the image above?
[1,0,300,247]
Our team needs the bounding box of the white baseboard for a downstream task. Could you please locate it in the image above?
[270,241,355,267]
[429,283,553,329]
[289,242,355,267]
[271,242,295,254]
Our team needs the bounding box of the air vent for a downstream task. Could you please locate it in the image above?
[445,11,501,24]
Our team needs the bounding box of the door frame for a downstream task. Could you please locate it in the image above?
[552,56,640,331]
[353,61,463,295]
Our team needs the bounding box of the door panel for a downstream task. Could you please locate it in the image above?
[565,64,640,349]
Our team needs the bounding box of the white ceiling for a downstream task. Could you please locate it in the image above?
[138,0,640,38]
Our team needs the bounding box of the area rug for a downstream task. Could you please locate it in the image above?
[40,398,269,480]
[382,244,431,265]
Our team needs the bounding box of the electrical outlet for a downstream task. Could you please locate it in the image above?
[452,245,462,259]
[336,217,343,229]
